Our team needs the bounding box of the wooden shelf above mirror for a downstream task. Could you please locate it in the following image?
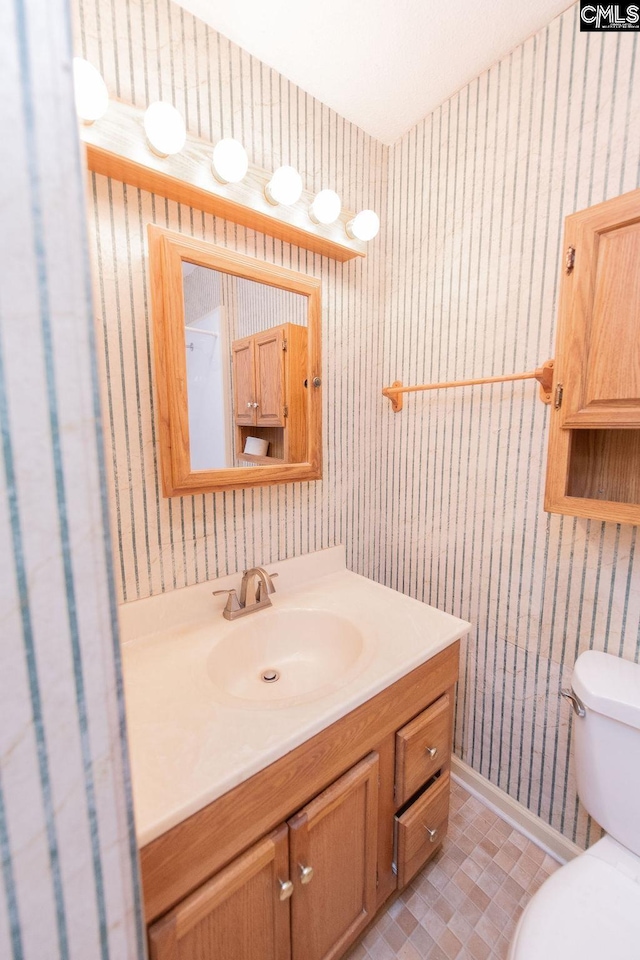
[79,99,366,263]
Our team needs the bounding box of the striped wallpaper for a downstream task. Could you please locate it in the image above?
[73,0,640,870]
[235,277,307,337]
[183,268,307,339]
[0,0,142,957]
[76,0,387,606]
[384,8,640,849]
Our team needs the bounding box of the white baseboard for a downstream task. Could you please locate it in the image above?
[450,757,582,865]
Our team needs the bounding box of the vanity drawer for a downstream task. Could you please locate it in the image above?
[395,771,450,888]
[395,691,452,807]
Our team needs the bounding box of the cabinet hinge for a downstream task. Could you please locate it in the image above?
[282,338,288,351]
[554,383,564,409]
[565,245,575,274]
[283,405,289,418]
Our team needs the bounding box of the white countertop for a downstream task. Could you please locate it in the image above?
[120,547,471,847]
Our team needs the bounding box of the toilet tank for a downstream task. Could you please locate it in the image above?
[571,651,640,856]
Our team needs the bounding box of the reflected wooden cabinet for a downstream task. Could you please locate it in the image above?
[148,755,379,960]
[546,187,640,525]
[232,323,308,464]
[232,338,256,427]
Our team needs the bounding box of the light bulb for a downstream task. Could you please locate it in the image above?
[212,138,249,184]
[73,57,108,124]
[143,101,186,157]
[265,166,303,206]
[309,189,341,225]
[346,209,380,242]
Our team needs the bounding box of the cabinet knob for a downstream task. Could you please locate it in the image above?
[299,864,314,885]
[425,826,438,843]
[278,879,294,901]
[253,401,259,408]
[425,746,438,759]
[247,401,253,408]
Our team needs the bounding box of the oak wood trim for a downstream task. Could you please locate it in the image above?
[140,642,460,923]
[81,98,366,262]
[147,226,322,495]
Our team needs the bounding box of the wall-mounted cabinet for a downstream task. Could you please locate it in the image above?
[545,187,640,525]
[232,323,308,465]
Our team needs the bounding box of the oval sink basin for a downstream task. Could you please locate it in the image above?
[207,609,366,706]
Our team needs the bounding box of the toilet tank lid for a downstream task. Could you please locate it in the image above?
[573,651,640,730]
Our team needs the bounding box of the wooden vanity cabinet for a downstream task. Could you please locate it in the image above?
[142,643,460,960]
[232,322,308,464]
[149,755,380,960]
[545,187,640,525]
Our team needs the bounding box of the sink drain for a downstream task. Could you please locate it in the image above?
[261,668,280,683]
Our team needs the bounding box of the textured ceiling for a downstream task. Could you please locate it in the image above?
[174,0,573,144]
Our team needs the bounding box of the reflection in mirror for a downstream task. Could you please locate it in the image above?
[182,263,308,470]
[148,227,322,495]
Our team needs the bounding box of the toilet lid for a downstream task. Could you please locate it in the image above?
[510,846,640,960]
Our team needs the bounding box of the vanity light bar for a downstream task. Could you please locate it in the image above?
[75,63,378,258]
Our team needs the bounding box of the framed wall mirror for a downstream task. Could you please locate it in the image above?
[148,227,322,495]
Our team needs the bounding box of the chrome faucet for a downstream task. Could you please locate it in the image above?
[213,567,278,620]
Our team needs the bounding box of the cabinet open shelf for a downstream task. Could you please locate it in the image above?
[566,430,640,505]
[237,452,286,465]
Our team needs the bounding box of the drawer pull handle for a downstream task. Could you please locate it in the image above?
[425,826,438,843]
[278,879,294,901]
[299,864,314,885]
[425,746,438,759]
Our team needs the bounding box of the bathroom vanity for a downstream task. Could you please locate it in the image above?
[120,548,470,959]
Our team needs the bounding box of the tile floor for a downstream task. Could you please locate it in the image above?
[348,779,559,960]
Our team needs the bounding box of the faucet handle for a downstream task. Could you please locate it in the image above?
[256,571,278,601]
[213,588,242,619]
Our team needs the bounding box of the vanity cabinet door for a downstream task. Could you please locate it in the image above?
[232,337,256,426]
[288,752,379,960]
[148,824,291,960]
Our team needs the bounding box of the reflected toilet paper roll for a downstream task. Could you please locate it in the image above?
[244,436,269,457]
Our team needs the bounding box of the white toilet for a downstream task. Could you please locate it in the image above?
[509,650,640,960]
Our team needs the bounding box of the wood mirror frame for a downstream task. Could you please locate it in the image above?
[148,226,322,496]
